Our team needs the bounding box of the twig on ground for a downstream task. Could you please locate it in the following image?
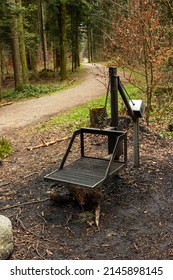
[37,214,47,225]
[35,240,46,260]
[0,102,13,107]
[15,210,50,241]
[0,198,50,211]
[41,223,45,235]
[0,182,10,187]
[64,213,73,226]
[27,136,70,151]
[16,214,39,238]
[69,78,76,84]
[23,172,39,179]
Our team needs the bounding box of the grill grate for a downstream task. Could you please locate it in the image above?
[45,157,125,189]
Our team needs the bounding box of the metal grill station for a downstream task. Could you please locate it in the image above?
[44,128,127,189]
[44,67,144,189]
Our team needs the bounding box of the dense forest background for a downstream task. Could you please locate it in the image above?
[0,0,173,124]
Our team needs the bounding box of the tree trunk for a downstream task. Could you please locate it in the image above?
[87,22,94,63]
[0,46,2,101]
[0,46,2,88]
[59,2,67,80]
[169,19,173,66]
[71,5,80,72]
[71,8,76,72]
[38,0,48,70]
[71,10,75,72]
[75,10,80,68]
[87,22,91,63]
[74,5,80,68]
[10,1,23,91]
[27,49,38,79]
[16,0,29,84]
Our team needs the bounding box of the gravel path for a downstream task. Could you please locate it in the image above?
[0,63,107,135]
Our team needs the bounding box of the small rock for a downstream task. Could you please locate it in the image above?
[0,215,14,259]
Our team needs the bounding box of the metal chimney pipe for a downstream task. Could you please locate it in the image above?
[109,66,118,128]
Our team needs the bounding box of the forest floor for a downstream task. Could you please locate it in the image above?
[0,64,173,260]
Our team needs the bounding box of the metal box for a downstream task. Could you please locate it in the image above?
[129,100,145,118]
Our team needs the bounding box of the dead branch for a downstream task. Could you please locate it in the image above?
[35,240,46,260]
[69,78,76,84]
[0,182,10,187]
[0,102,13,107]
[16,214,39,238]
[96,78,108,89]
[15,210,50,241]
[27,136,70,151]
[23,172,39,179]
[0,198,50,211]
[41,223,45,235]
[41,138,47,146]
[37,214,47,225]
[64,213,73,226]
[15,208,40,238]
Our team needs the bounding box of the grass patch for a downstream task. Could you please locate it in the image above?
[41,96,110,133]
[159,131,173,139]
[124,84,142,99]
[39,83,141,133]
[0,137,12,158]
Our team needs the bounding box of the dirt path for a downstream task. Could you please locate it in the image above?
[0,63,107,135]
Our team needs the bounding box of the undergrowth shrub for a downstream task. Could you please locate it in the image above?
[0,137,12,158]
[1,84,62,101]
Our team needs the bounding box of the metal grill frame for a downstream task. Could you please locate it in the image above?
[44,128,127,189]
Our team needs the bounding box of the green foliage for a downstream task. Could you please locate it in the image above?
[1,84,56,100]
[1,83,67,101]
[79,211,95,223]
[1,66,86,102]
[151,86,173,124]
[159,131,173,138]
[0,137,12,158]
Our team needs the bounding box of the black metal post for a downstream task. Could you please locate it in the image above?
[109,66,118,128]
[108,67,119,156]
[118,78,136,122]
[133,118,140,167]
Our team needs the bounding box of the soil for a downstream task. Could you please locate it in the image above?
[0,64,173,260]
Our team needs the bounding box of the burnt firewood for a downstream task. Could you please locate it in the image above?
[69,187,102,209]
[168,124,173,132]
